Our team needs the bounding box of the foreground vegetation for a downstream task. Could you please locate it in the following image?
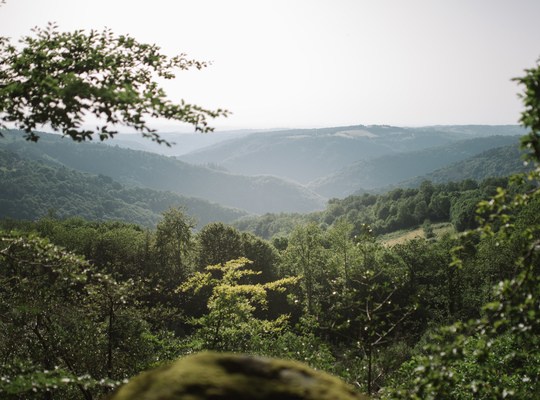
[0,15,539,399]
[1,162,539,398]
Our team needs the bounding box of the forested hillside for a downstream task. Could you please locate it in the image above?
[2,144,538,399]
[0,131,326,214]
[401,143,529,187]
[234,177,516,239]
[308,135,520,198]
[2,176,538,397]
[0,148,246,227]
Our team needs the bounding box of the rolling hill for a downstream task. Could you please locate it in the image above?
[398,143,530,188]
[308,135,520,198]
[0,148,246,227]
[179,125,524,184]
[1,131,326,214]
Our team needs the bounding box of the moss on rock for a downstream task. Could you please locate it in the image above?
[111,352,368,400]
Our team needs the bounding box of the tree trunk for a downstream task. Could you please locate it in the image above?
[367,344,373,395]
[107,301,115,379]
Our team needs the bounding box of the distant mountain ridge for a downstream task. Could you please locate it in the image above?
[1,125,525,219]
[102,129,258,157]
[179,125,524,184]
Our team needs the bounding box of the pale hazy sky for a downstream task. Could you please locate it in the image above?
[1,0,540,131]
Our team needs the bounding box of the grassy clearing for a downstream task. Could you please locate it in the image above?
[380,222,455,246]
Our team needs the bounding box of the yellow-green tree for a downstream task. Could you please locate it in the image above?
[179,257,297,352]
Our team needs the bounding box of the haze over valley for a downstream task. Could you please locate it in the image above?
[0,124,527,225]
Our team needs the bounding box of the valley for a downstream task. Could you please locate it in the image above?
[0,125,528,230]
[0,123,536,399]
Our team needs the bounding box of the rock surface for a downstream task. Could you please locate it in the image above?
[111,352,368,400]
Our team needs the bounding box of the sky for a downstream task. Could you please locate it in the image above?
[1,0,540,131]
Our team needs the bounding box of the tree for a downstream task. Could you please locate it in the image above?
[327,218,357,289]
[0,233,115,399]
[450,190,484,231]
[428,192,451,220]
[0,231,168,399]
[240,232,279,283]
[0,24,228,144]
[155,207,196,278]
[392,238,454,331]
[329,229,414,395]
[282,223,329,316]
[196,222,243,270]
[179,257,297,352]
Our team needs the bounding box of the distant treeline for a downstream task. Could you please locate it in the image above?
[235,176,529,239]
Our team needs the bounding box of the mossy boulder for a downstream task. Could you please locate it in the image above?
[111,352,368,400]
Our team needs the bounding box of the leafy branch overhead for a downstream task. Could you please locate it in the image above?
[0,23,229,144]
[514,59,540,160]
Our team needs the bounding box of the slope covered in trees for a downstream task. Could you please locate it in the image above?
[0,131,326,214]
[234,177,520,240]
[0,147,246,227]
[400,143,530,188]
[2,183,538,398]
[309,135,520,198]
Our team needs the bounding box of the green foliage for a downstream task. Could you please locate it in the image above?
[0,231,179,398]
[422,219,435,239]
[253,318,337,372]
[328,233,415,394]
[327,219,357,288]
[179,257,298,352]
[234,212,318,240]
[515,59,540,161]
[0,24,228,143]
[196,223,244,270]
[0,233,108,398]
[0,145,246,227]
[449,190,485,231]
[236,177,516,240]
[384,193,540,397]
[282,223,330,316]
[239,231,280,283]
[383,59,540,400]
[155,207,196,278]
[408,143,530,187]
